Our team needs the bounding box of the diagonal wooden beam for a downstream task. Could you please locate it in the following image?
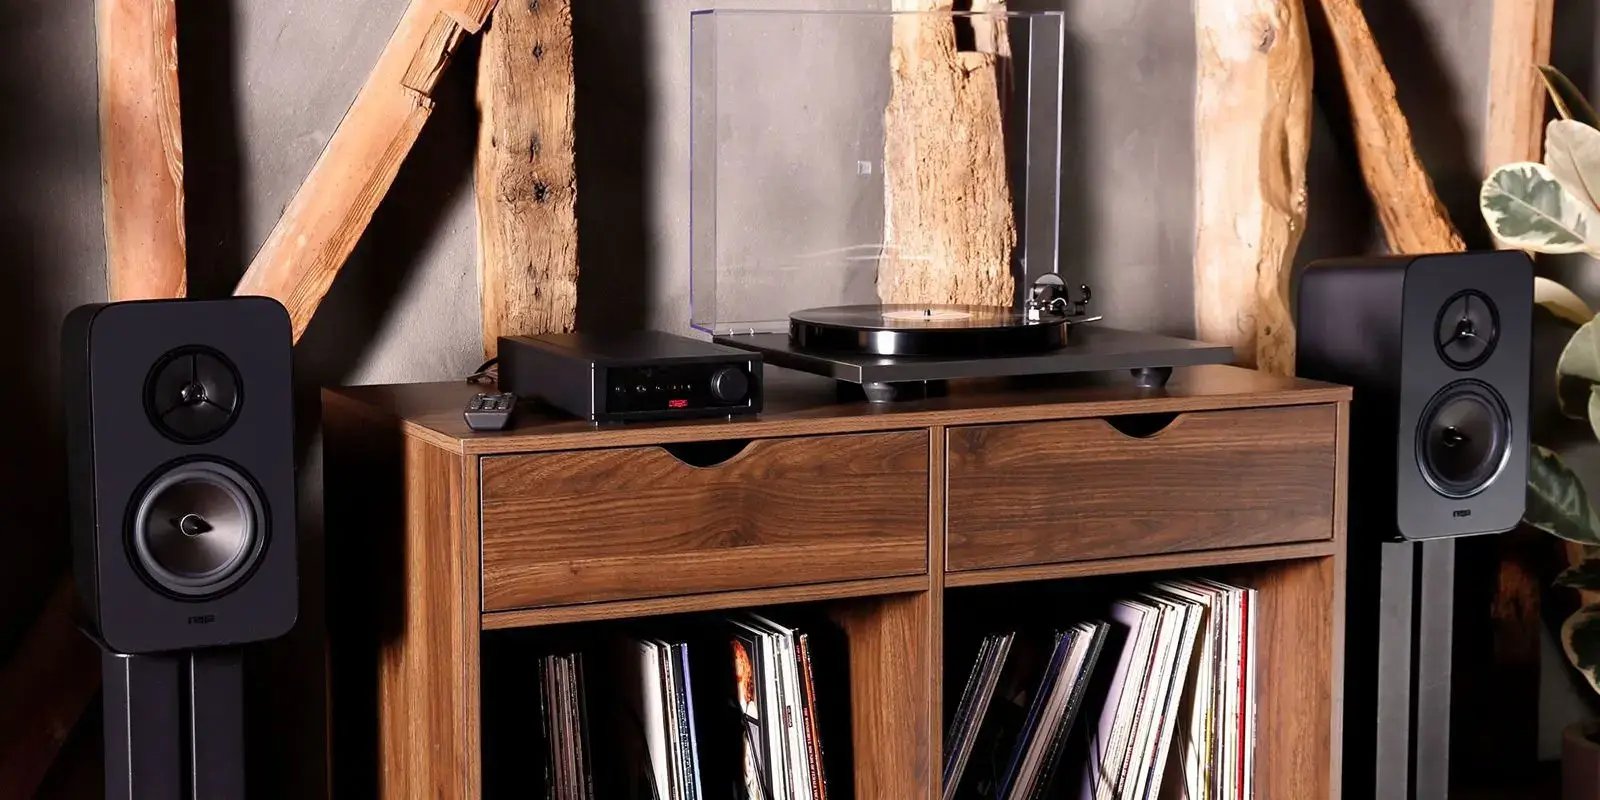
[1484,0,1555,171]
[1194,0,1313,377]
[0,581,101,800]
[99,0,187,300]
[476,0,578,358]
[235,0,501,341]
[1310,0,1465,253]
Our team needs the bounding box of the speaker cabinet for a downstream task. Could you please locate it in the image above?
[63,297,297,654]
[1298,251,1532,539]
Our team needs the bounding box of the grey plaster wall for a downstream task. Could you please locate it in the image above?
[7,0,1600,794]
[0,0,105,657]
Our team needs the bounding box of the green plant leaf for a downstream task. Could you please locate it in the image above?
[1558,559,1600,591]
[1537,276,1594,327]
[1591,387,1600,442]
[1558,317,1600,418]
[1540,65,1600,130]
[1562,603,1600,695]
[1527,445,1600,545]
[1481,162,1600,254]
[1546,120,1600,212]
[1559,317,1600,383]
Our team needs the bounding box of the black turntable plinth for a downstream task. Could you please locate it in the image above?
[715,325,1234,402]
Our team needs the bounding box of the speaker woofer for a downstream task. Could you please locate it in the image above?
[130,461,266,598]
[1415,380,1512,499]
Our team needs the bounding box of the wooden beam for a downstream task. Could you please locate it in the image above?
[98,0,186,300]
[234,0,500,341]
[1484,0,1555,171]
[0,580,101,800]
[475,0,578,359]
[878,0,1016,306]
[1310,0,1465,254]
[1193,0,1313,377]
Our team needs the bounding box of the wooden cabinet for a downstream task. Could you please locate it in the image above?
[946,404,1339,571]
[324,365,1350,799]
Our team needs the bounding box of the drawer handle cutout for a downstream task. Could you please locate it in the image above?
[660,439,754,468]
[1105,412,1182,438]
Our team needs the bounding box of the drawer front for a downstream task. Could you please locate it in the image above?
[946,404,1337,571]
[479,431,929,610]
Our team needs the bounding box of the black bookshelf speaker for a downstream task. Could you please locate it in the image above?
[1297,251,1532,540]
[62,297,298,654]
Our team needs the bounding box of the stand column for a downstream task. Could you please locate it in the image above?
[1370,539,1455,800]
[103,651,183,800]
[101,648,246,799]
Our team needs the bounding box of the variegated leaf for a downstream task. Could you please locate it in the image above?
[1558,316,1600,419]
[1562,603,1600,695]
[1558,558,1600,591]
[1560,317,1600,382]
[1592,387,1600,443]
[1541,65,1600,130]
[1537,276,1594,327]
[1526,445,1600,545]
[1547,120,1600,213]
[1482,162,1600,254]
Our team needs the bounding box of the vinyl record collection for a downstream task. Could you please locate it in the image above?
[488,613,848,800]
[944,580,1257,800]
[539,651,597,800]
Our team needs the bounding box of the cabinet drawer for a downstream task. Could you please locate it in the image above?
[946,404,1337,571]
[478,431,929,610]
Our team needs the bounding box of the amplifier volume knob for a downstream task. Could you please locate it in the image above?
[709,367,749,403]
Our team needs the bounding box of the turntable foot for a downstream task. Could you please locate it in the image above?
[851,381,946,403]
[1131,366,1172,389]
[862,382,900,403]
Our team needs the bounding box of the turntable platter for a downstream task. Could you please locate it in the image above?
[789,304,1068,357]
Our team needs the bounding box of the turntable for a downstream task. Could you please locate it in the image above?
[712,275,1232,402]
[688,7,1232,401]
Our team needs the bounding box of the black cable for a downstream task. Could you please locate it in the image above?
[467,357,499,384]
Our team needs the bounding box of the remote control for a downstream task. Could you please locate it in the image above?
[463,392,517,431]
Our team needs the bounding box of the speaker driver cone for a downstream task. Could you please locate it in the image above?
[1435,290,1500,369]
[145,346,243,443]
[131,461,266,597]
[1416,380,1512,499]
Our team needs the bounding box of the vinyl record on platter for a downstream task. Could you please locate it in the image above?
[789,304,1069,357]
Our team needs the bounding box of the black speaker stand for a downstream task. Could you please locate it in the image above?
[1363,538,1455,800]
[101,648,246,799]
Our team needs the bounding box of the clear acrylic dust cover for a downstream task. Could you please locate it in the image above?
[689,8,1065,335]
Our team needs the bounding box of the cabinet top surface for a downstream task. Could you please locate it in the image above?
[324,364,1349,454]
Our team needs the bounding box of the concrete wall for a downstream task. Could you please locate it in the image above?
[5,0,1600,793]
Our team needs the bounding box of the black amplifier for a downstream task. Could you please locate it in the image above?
[497,331,762,422]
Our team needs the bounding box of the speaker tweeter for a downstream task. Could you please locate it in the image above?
[1434,289,1499,369]
[145,345,243,443]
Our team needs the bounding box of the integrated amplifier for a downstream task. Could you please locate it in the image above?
[498,331,762,422]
